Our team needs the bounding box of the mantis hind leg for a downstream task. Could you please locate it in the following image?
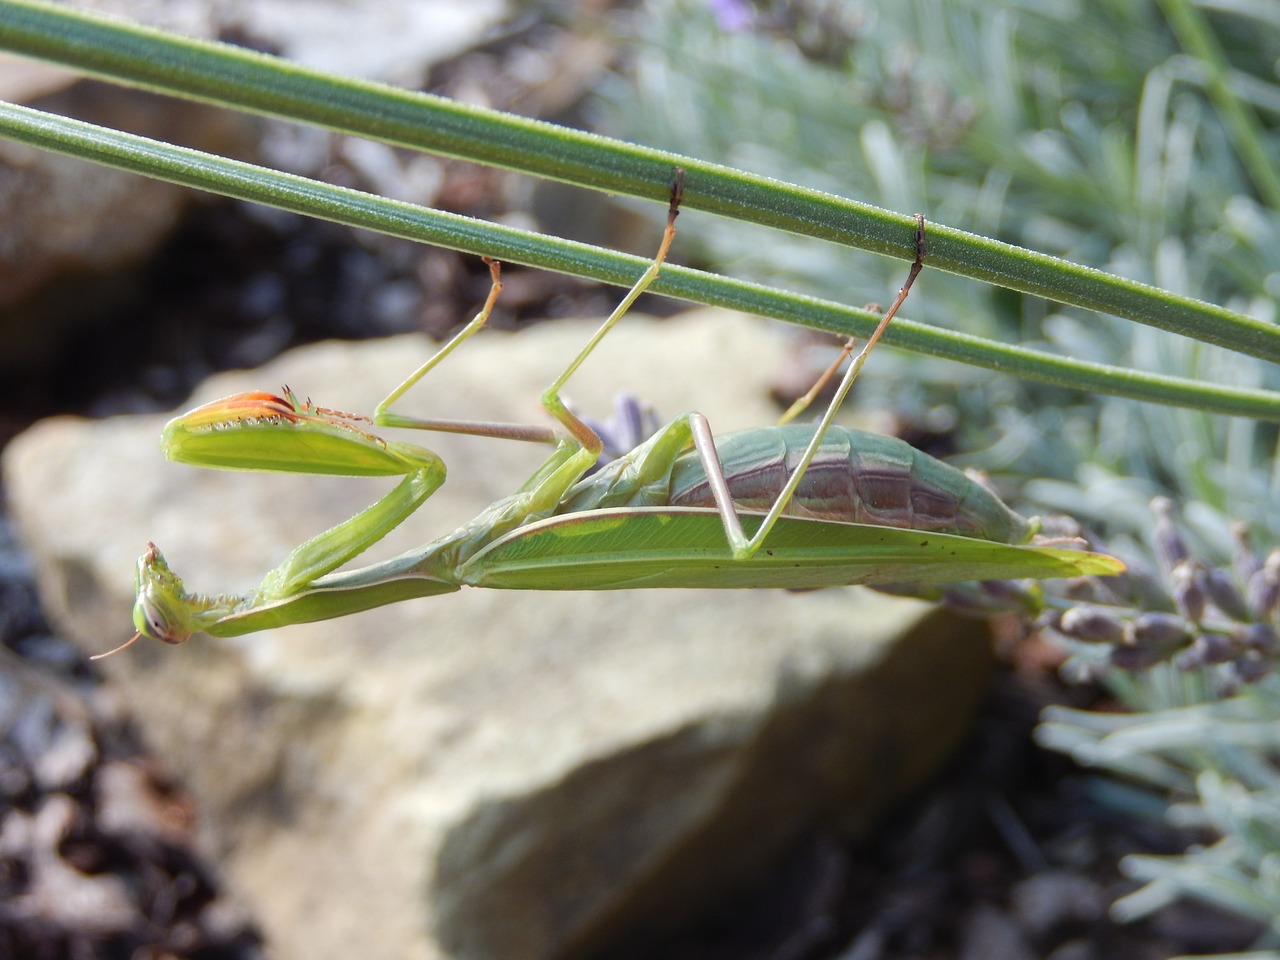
[538,173,925,562]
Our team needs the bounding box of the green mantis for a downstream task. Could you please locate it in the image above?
[112,174,1123,654]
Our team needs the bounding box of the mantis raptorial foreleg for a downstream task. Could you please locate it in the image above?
[114,259,520,654]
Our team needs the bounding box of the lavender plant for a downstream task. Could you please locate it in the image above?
[601,0,1280,947]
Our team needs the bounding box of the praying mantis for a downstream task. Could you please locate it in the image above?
[112,172,1123,655]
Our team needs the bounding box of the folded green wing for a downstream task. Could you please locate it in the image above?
[461,508,1124,590]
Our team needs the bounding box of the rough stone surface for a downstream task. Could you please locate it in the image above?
[4,309,995,960]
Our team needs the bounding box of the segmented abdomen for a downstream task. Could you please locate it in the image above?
[667,424,1033,544]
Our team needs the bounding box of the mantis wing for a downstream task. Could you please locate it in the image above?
[460,508,1124,590]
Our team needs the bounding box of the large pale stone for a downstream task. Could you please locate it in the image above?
[4,309,994,960]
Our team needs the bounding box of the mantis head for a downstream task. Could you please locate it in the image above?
[131,541,204,645]
[93,543,233,659]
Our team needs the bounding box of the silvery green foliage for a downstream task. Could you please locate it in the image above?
[1037,679,1280,944]
[1031,497,1280,949]
[601,0,1280,946]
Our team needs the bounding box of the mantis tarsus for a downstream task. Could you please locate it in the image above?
[112,172,1123,654]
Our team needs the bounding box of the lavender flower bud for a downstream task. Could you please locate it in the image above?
[1080,554,1162,610]
[1111,644,1173,670]
[1170,560,1207,623]
[1062,576,1105,603]
[1125,612,1192,653]
[581,393,663,464]
[1150,496,1189,574]
[1247,559,1280,621]
[1216,672,1243,698]
[979,578,1040,615]
[1232,521,1263,583]
[1059,605,1126,645]
[1191,632,1238,665]
[1232,651,1272,685]
[1238,622,1279,654]
[1204,567,1249,622]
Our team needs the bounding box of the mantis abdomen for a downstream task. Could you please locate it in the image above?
[667,424,1035,544]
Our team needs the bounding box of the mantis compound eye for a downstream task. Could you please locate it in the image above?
[134,592,187,644]
[90,601,188,659]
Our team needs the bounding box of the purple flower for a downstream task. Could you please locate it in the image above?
[708,0,755,32]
